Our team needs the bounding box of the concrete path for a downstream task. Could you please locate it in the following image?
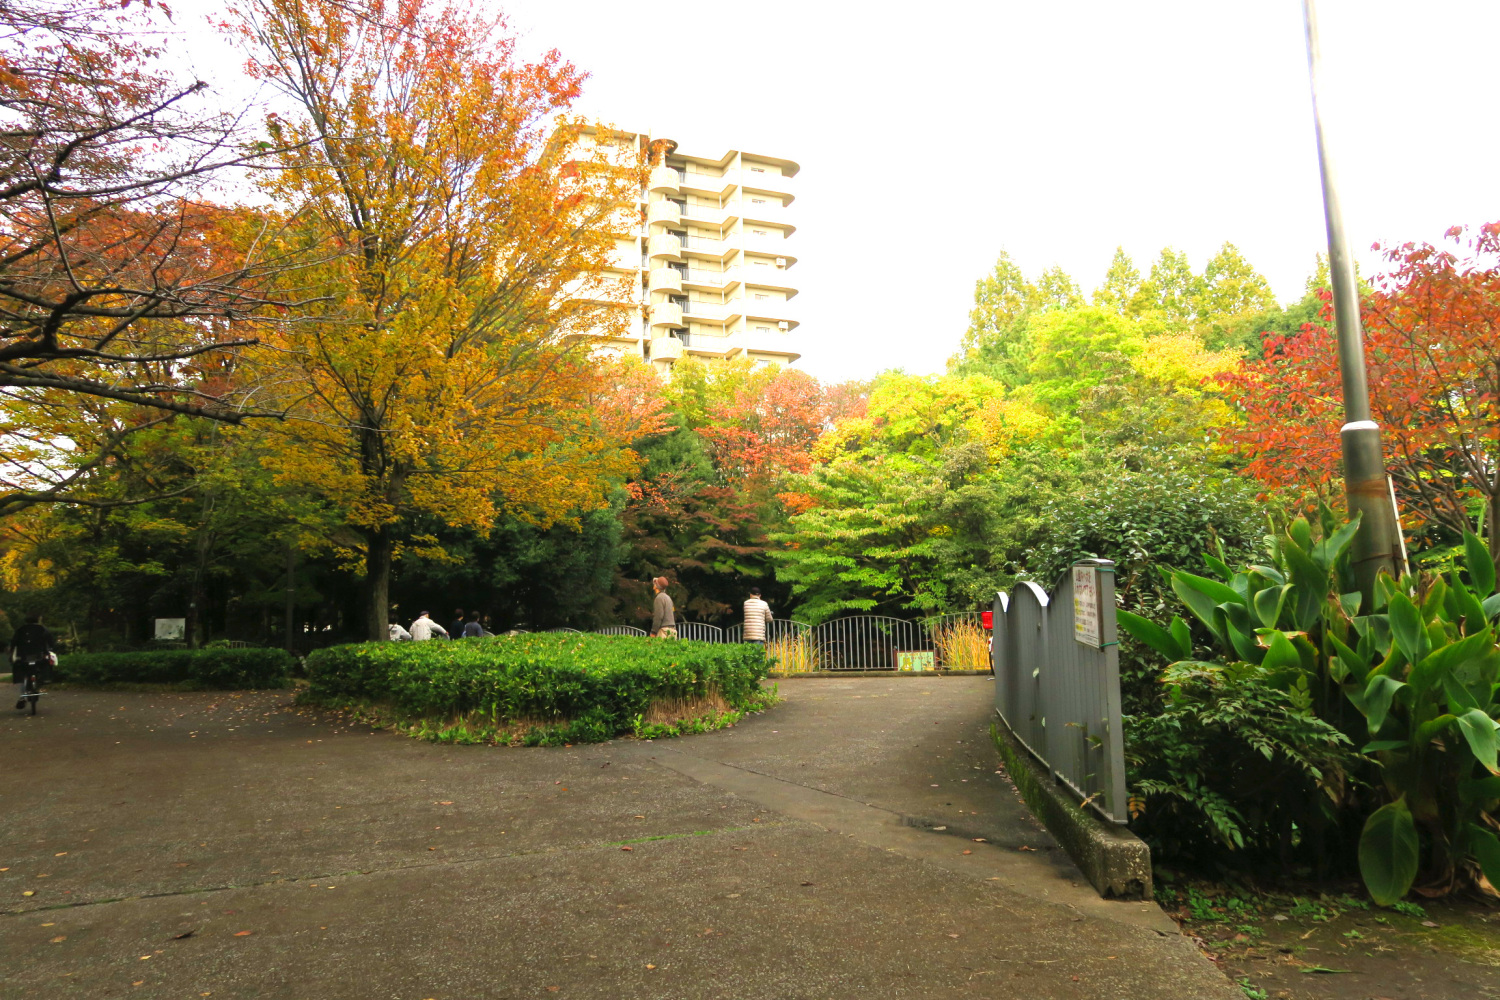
[0,676,1240,999]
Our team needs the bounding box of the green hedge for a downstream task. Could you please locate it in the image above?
[57,647,294,689]
[303,633,770,744]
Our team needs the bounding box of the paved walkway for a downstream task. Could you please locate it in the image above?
[0,676,1240,998]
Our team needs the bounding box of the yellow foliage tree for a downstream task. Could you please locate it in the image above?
[229,0,645,638]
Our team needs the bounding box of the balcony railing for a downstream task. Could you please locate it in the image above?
[680,203,728,223]
[684,267,738,286]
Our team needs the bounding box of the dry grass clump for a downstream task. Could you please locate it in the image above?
[933,620,990,669]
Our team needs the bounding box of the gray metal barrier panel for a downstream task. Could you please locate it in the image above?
[993,559,1128,825]
[674,622,723,642]
[595,626,647,637]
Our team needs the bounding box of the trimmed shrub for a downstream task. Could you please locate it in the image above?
[57,648,294,689]
[303,633,771,745]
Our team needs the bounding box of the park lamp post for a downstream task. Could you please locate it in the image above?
[1302,0,1403,603]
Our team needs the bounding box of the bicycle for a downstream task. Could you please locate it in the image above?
[12,653,50,716]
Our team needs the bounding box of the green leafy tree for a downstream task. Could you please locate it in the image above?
[1093,246,1142,315]
[1131,247,1202,329]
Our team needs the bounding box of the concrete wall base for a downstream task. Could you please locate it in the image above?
[991,712,1152,900]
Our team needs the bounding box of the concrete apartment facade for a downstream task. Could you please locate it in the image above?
[569,129,801,371]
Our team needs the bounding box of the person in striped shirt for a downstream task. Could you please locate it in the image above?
[743,587,773,646]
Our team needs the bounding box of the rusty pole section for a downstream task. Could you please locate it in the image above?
[1301,0,1401,601]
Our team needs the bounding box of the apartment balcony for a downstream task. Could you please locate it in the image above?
[681,235,734,261]
[740,168,795,200]
[738,200,794,234]
[740,265,796,294]
[687,296,744,325]
[683,267,740,289]
[647,267,682,294]
[648,166,681,194]
[678,170,734,197]
[646,200,681,227]
[681,332,736,358]
[649,300,683,328]
[731,328,800,361]
[647,233,684,262]
[679,202,737,227]
[743,238,797,266]
[648,334,683,362]
[742,298,796,325]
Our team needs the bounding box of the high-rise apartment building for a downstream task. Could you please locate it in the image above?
[564,129,800,370]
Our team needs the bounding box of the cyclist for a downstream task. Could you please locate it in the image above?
[10,614,55,715]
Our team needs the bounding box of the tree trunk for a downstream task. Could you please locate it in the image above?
[284,543,297,652]
[364,526,393,642]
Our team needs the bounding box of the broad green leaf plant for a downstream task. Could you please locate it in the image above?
[1120,510,1500,904]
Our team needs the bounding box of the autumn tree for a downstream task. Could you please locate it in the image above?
[1219,224,1500,572]
[0,0,298,513]
[232,0,645,638]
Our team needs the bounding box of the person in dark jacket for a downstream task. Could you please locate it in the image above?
[10,614,54,709]
[448,608,466,640]
[461,612,484,638]
[650,576,676,638]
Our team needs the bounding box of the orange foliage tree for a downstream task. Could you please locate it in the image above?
[1218,224,1500,570]
[229,0,646,637]
[0,1,297,513]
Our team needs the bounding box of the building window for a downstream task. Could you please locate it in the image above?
[756,326,771,333]
[752,198,767,204]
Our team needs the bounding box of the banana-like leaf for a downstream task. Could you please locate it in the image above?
[1454,708,1499,771]
[1257,628,1303,672]
[1280,542,1328,631]
[1202,551,1234,583]
[1465,530,1496,597]
[1338,591,1363,620]
[1116,611,1188,661]
[1459,775,1500,805]
[1328,633,1368,686]
[1441,673,1480,713]
[1454,582,1488,637]
[1222,606,1263,664]
[1314,516,1363,572]
[1359,796,1420,906]
[1247,564,1286,586]
[1361,740,1407,752]
[1169,617,1192,659]
[1253,584,1292,629]
[1171,575,1227,645]
[1422,577,1449,620]
[1415,714,1457,745]
[1387,592,1430,665]
[1364,675,1406,736]
[1410,631,1495,699]
[1289,517,1315,554]
[1468,824,1500,891]
[1483,593,1500,621]
[1175,571,1245,607]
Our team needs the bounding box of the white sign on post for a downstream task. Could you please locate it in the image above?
[1072,565,1101,648]
[154,618,186,641]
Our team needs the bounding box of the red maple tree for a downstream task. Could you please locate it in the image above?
[1218,224,1500,567]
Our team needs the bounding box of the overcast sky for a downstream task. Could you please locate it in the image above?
[178,0,1500,384]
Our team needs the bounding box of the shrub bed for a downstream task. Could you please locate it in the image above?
[303,633,773,745]
[57,647,294,689]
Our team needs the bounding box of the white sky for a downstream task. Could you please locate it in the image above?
[174,0,1500,384]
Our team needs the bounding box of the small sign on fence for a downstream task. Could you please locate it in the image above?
[1072,565,1102,648]
[154,618,186,641]
[895,649,935,672]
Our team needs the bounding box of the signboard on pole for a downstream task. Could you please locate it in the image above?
[154,618,186,641]
[1072,565,1101,648]
[895,650,936,672]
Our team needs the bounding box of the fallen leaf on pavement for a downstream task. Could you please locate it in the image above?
[1421,920,1439,928]
[1298,966,1350,974]
[439,801,453,806]
[962,850,972,855]
[645,964,656,970]
[620,846,633,852]
[947,933,960,938]
[233,931,252,937]
[21,890,34,897]
[800,881,814,886]
[972,838,986,843]
[172,930,196,940]
[1017,846,1036,852]
[50,936,65,943]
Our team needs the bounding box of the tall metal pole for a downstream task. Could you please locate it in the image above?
[1302,0,1401,600]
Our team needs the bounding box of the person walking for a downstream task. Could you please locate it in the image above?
[409,611,449,641]
[743,587,773,647]
[388,621,412,641]
[448,608,466,640]
[649,576,677,639]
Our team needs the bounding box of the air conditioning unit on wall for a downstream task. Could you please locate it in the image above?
[777,321,790,331]
[775,257,787,267]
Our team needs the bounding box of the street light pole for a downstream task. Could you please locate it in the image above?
[1302,0,1402,600]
